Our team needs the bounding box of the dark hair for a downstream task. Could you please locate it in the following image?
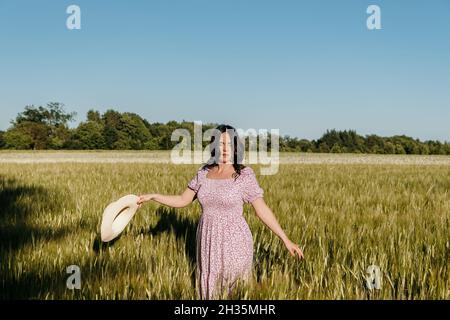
[202,124,246,180]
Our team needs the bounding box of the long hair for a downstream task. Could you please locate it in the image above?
[202,124,246,180]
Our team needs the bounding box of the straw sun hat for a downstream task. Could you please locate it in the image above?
[100,194,140,242]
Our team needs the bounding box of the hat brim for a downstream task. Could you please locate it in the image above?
[100,194,139,242]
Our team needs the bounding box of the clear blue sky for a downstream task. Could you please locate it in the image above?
[0,0,449,141]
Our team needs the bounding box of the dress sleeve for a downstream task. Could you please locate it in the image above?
[188,166,205,193]
[242,167,264,204]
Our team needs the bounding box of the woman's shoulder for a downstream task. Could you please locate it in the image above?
[239,166,256,178]
[241,166,254,174]
[196,164,211,177]
[198,164,211,171]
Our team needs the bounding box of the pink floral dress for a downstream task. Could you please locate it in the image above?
[188,166,264,300]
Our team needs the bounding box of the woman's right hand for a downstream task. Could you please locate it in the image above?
[137,194,156,208]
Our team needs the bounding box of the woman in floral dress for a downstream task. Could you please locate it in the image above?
[137,124,304,299]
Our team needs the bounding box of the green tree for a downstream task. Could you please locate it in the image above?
[330,144,343,153]
[445,142,450,155]
[7,103,76,149]
[13,122,50,149]
[0,130,5,149]
[87,109,102,123]
[3,127,33,149]
[298,139,313,152]
[341,130,366,152]
[69,121,105,149]
[118,112,151,149]
[100,110,151,150]
[49,126,72,149]
[318,129,341,148]
[102,109,122,149]
[384,141,395,154]
[366,134,385,154]
[2,106,449,153]
[13,105,49,124]
[318,142,330,153]
[13,102,75,127]
[45,102,77,128]
[394,143,406,154]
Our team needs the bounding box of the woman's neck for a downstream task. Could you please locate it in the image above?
[217,163,233,172]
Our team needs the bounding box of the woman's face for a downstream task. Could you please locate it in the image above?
[219,132,233,164]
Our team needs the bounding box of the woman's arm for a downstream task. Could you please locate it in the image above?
[137,188,196,208]
[251,198,304,259]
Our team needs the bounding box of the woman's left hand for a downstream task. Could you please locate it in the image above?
[283,238,304,260]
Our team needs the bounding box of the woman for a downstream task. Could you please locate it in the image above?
[137,124,304,299]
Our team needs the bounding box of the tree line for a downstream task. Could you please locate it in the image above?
[0,102,448,155]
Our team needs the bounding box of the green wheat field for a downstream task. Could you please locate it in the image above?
[0,151,449,299]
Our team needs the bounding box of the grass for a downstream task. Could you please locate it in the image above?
[0,153,449,299]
